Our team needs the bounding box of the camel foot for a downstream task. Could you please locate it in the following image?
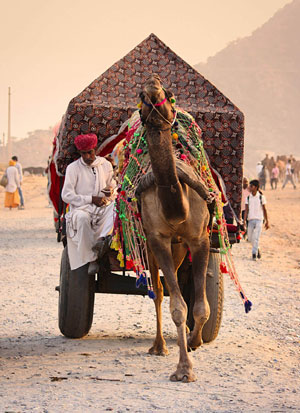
[148,343,169,356]
[170,365,196,382]
[188,334,203,351]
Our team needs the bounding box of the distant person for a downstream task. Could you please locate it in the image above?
[256,161,263,179]
[12,155,25,209]
[258,165,266,190]
[270,164,279,190]
[4,160,20,210]
[241,177,250,238]
[241,177,250,221]
[282,159,296,189]
[243,179,269,261]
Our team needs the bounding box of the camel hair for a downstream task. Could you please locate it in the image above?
[138,75,213,382]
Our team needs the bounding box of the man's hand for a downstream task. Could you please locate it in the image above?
[92,196,108,207]
[264,220,270,230]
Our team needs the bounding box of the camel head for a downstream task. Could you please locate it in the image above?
[139,75,175,129]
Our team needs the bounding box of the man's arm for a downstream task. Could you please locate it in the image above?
[61,165,92,207]
[243,204,249,226]
[262,205,269,229]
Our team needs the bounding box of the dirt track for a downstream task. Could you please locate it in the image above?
[0,176,299,412]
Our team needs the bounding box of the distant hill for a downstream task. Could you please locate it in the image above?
[195,0,300,173]
[0,129,54,168]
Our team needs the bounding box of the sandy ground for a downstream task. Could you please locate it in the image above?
[0,176,299,413]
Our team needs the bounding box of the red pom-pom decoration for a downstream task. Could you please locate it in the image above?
[126,259,134,270]
[220,262,228,273]
[120,190,126,196]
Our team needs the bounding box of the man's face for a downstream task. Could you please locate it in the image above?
[243,179,248,189]
[80,149,96,165]
[249,184,258,195]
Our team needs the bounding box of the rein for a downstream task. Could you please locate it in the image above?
[157,179,180,193]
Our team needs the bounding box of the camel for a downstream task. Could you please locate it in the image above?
[138,75,212,382]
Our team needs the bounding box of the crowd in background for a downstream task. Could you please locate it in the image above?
[256,154,298,190]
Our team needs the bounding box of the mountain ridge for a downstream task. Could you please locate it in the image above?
[195,0,300,172]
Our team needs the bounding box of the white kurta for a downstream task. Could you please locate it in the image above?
[6,166,20,193]
[61,156,116,270]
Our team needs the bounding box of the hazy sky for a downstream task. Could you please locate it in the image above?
[0,0,292,140]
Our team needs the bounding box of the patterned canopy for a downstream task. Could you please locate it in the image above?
[55,33,244,214]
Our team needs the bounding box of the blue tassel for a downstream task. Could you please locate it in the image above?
[141,272,147,286]
[244,300,252,314]
[136,272,147,288]
[148,290,156,299]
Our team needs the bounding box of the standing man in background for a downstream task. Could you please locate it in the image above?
[241,177,250,239]
[12,155,25,209]
[270,163,279,190]
[282,159,296,189]
[243,179,269,261]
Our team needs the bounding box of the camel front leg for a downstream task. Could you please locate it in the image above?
[147,248,169,356]
[188,237,210,350]
[147,235,196,382]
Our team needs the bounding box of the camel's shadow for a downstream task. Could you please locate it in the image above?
[0,332,178,361]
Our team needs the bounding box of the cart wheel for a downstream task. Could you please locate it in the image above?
[58,246,95,338]
[201,252,224,343]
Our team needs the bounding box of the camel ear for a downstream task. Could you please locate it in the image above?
[165,89,174,99]
[139,92,145,100]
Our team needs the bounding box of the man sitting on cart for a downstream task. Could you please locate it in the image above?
[61,133,116,276]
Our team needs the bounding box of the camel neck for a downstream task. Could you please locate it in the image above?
[146,128,177,186]
[146,128,188,223]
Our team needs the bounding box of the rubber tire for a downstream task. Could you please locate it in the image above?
[201,252,224,343]
[58,246,95,338]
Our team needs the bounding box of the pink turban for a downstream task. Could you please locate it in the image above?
[74,133,98,151]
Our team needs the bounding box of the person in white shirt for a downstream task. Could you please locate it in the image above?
[61,133,116,275]
[243,179,269,260]
[12,156,24,209]
[256,161,263,178]
[282,159,296,189]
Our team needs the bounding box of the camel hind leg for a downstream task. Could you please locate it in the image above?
[187,236,210,350]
